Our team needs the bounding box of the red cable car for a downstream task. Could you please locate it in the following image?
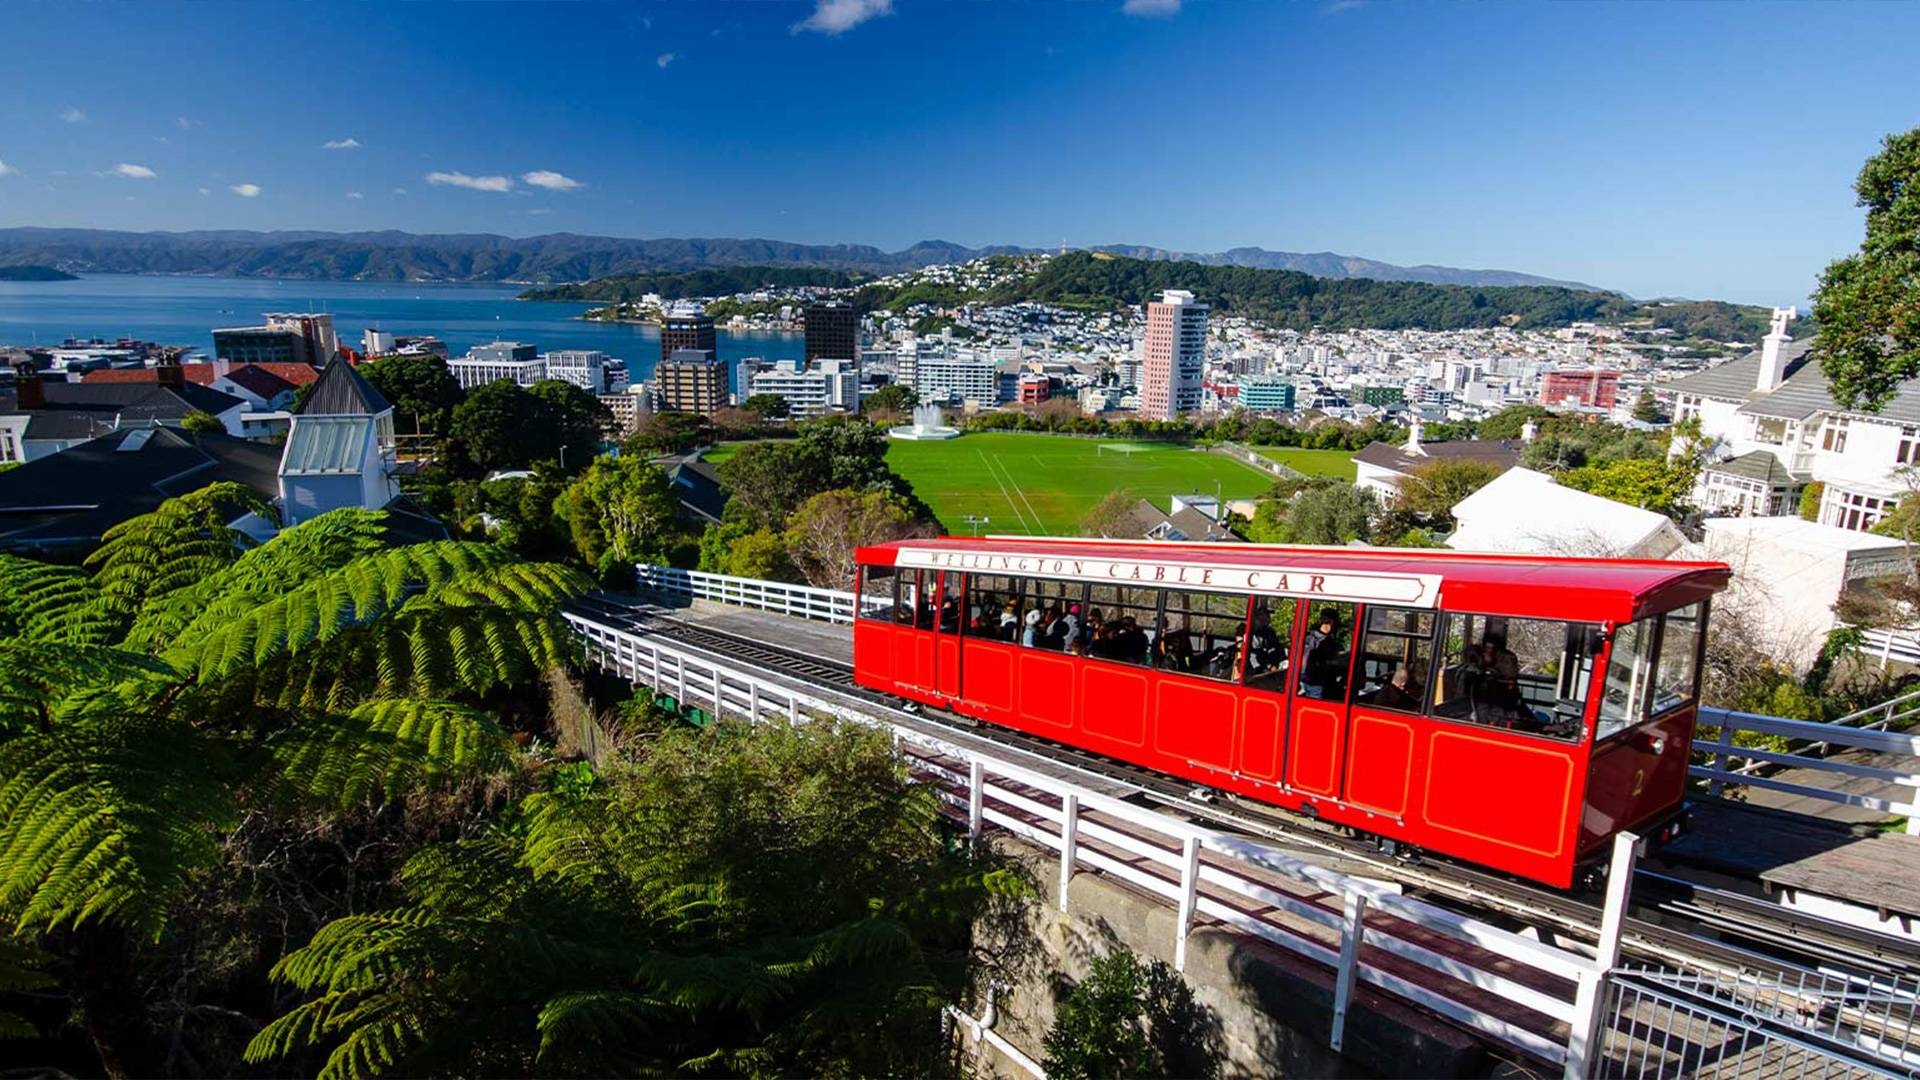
[852,537,1728,888]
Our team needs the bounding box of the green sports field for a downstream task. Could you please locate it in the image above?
[1251,447,1358,481]
[884,434,1272,535]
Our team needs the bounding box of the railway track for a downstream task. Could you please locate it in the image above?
[571,597,1920,983]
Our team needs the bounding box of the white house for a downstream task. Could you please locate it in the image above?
[1446,467,1687,558]
[1699,515,1910,669]
[277,358,400,526]
[1352,418,1523,502]
[1666,308,1920,531]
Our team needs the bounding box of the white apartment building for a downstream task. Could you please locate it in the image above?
[748,358,859,420]
[911,351,999,407]
[1139,289,1209,420]
[448,342,543,390]
[544,350,628,394]
[1666,309,1920,531]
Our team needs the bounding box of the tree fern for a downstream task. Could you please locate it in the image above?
[0,641,176,735]
[269,700,510,810]
[0,554,113,644]
[0,937,53,1039]
[85,481,272,633]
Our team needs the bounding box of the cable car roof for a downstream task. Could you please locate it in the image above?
[857,536,1729,624]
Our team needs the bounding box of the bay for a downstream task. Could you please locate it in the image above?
[0,273,805,381]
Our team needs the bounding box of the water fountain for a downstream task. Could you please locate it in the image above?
[888,401,962,441]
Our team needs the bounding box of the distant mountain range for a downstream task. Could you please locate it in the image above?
[0,227,1603,292]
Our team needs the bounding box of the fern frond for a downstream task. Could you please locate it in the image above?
[0,555,111,644]
[535,989,676,1061]
[269,700,510,810]
[85,482,269,633]
[0,641,177,735]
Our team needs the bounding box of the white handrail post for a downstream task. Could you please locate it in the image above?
[967,760,986,843]
[1329,889,1370,1052]
[1058,792,1079,910]
[748,681,760,723]
[1564,831,1640,1080]
[712,669,725,718]
[1173,834,1201,972]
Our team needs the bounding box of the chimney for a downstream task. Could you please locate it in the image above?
[1403,414,1425,455]
[12,362,43,410]
[1755,306,1797,393]
[212,357,232,379]
[1521,418,1539,444]
[156,357,185,390]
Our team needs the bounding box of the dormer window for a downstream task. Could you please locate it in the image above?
[1821,418,1849,453]
[1899,427,1919,466]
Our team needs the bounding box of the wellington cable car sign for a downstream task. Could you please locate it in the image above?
[894,547,1443,608]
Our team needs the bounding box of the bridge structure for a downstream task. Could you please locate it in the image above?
[564,565,1920,1080]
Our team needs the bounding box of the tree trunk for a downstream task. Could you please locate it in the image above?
[69,923,162,1080]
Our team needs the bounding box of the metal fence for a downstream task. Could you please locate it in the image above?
[1859,629,1920,672]
[1693,706,1920,835]
[634,565,856,624]
[1599,965,1918,1079]
[568,610,1610,1075]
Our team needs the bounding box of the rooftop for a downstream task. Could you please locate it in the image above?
[1666,338,1920,425]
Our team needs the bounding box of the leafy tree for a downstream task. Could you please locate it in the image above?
[1477,404,1553,441]
[864,382,918,416]
[624,410,709,457]
[717,440,832,530]
[450,380,543,474]
[1080,488,1142,538]
[1244,482,1375,545]
[0,498,588,1074]
[785,489,930,590]
[697,521,799,581]
[1042,948,1218,1080]
[246,717,1015,1079]
[1395,459,1502,526]
[552,455,684,576]
[1559,457,1695,517]
[179,409,224,434]
[1632,389,1663,424]
[526,379,611,472]
[1815,128,1920,411]
[1799,480,1826,522]
[740,392,791,420]
[362,353,463,433]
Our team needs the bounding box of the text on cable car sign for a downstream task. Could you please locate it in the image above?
[894,548,1442,608]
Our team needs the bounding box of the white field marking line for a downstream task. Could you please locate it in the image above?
[977,449,1034,533]
[992,452,1049,536]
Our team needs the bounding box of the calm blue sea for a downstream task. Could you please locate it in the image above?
[0,274,804,380]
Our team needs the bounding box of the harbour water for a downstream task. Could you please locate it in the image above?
[0,274,805,380]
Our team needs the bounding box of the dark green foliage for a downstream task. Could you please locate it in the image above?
[551,455,685,576]
[863,382,918,415]
[739,392,790,420]
[520,265,866,302]
[623,410,709,456]
[246,717,1021,1078]
[1042,948,1218,1080]
[1244,481,1376,545]
[179,409,225,434]
[1816,128,1920,411]
[450,379,609,475]
[362,353,463,433]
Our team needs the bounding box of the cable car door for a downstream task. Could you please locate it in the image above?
[933,571,963,699]
[1285,602,1359,799]
[1237,598,1298,784]
[892,568,938,694]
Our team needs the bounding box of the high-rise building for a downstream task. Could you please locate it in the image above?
[661,310,717,367]
[1139,289,1208,420]
[911,351,999,406]
[545,350,621,393]
[803,301,858,363]
[746,358,859,420]
[656,348,728,415]
[213,312,337,366]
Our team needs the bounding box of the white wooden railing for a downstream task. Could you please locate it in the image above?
[635,565,855,624]
[1695,706,1920,835]
[567,610,1618,1076]
[1859,628,1920,671]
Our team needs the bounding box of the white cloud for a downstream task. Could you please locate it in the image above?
[176,116,197,130]
[346,191,365,200]
[322,137,361,150]
[198,187,210,196]
[656,52,676,68]
[1122,0,1181,15]
[0,160,16,178]
[522,170,583,191]
[112,163,157,180]
[59,105,86,124]
[528,208,553,216]
[392,187,408,195]
[425,170,513,192]
[230,183,262,198]
[793,0,892,35]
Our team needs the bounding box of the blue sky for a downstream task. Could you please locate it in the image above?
[0,0,1914,305]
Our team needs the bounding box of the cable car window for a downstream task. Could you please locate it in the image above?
[1160,590,1250,681]
[1651,603,1703,716]
[1243,598,1296,692]
[1084,584,1159,665]
[1352,607,1435,713]
[859,566,896,622]
[1434,614,1592,741]
[968,573,1021,641]
[1597,619,1652,740]
[936,573,962,635]
[1295,603,1356,699]
[893,569,934,630]
[1020,578,1086,652]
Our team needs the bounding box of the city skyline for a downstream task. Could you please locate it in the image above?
[1,1,1916,305]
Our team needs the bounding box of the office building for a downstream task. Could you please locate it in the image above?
[1237,375,1296,414]
[912,351,999,406]
[1541,369,1622,411]
[214,313,336,367]
[661,310,716,367]
[1359,385,1405,407]
[804,300,858,363]
[656,348,728,414]
[599,387,652,438]
[747,358,859,421]
[447,342,543,390]
[1139,290,1208,420]
[545,350,627,394]
[1017,374,1051,404]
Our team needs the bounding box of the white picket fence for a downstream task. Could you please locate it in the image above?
[635,565,855,624]
[567,610,1620,1076]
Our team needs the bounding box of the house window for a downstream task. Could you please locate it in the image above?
[1899,427,1919,466]
[1822,419,1849,453]
[1827,489,1893,532]
[1751,417,1789,445]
